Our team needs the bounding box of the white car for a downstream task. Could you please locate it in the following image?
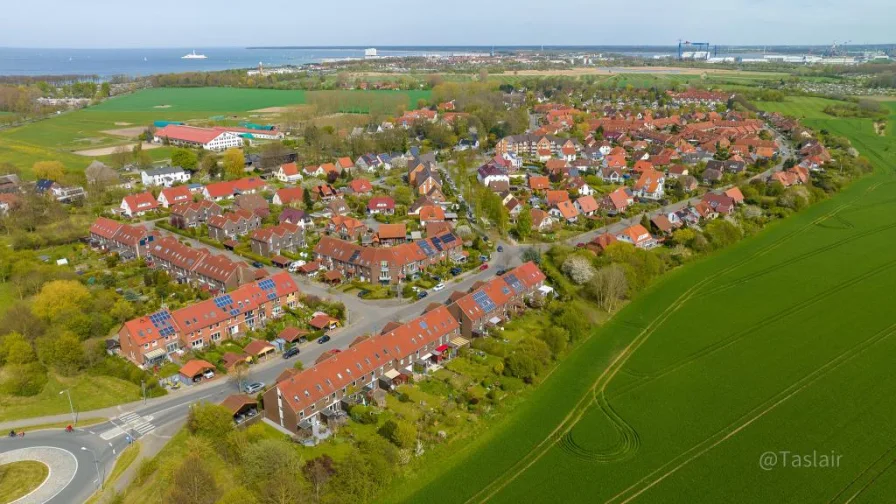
[202,369,215,379]
[433,283,445,291]
[244,382,265,394]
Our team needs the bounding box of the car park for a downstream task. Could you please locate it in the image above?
[317,335,331,344]
[283,347,300,359]
[244,382,265,394]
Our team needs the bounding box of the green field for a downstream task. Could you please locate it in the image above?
[395,98,896,503]
[0,87,431,176]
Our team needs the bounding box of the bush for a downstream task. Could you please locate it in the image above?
[135,457,159,485]
[349,404,378,424]
[1,363,48,396]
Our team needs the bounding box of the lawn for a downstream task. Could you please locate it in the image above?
[0,460,48,503]
[391,99,896,503]
[92,87,308,113]
[0,373,141,422]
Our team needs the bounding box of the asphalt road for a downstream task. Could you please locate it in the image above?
[4,130,793,503]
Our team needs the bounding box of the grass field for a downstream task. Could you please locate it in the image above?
[0,87,431,176]
[0,460,49,503]
[394,98,896,503]
[0,373,140,422]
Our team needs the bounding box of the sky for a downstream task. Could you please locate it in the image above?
[1,0,892,48]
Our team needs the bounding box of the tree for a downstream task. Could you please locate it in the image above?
[0,332,35,365]
[110,146,131,170]
[539,326,569,357]
[37,332,85,375]
[222,148,244,179]
[521,247,541,264]
[110,298,135,323]
[32,161,65,181]
[31,280,91,324]
[304,455,336,503]
[168,454,219,504]
[187,403,234,439]
[200,154,220,177]
[561,255,596,285]
[302,187,314,210]
[171,148,199,171]
[704,219,742,249]
[585,265,628,312]
[514,206,532,240]
[380,419,416,449]
[393,186,412,207]
[243,439,307,504]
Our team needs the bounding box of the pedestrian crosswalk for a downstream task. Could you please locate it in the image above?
[98,411,155,440]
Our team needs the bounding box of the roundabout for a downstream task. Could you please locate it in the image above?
[0,446,76,504]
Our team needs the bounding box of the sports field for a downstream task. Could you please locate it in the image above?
[395,98,896,503]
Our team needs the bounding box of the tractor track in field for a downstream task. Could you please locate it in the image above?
[828,439,896,504]
[610,255,896,398]
[558,391,641,462]
[698,216,896,297]
[463,199,855,504]
[606,321,896,504]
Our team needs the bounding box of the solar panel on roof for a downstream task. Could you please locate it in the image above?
[441,233,456,243]
[504,273,525,293]
[418,241,434,256]
[432,237,443,251]
[214,295,233,308]
[230,309,239,316]
[473,291,497,312]
[258,278,276,291]
[267,292,277,301]
[349,250,361,263]
[420,321,428,329]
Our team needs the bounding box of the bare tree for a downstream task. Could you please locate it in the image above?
[586,265,628,312]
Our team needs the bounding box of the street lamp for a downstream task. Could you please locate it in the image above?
[81,447,103,489]
[59,389,76,427]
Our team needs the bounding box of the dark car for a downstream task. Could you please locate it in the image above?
[497,245,504,252]
[357,289,370,298]
[450,267,462,276]
[282,347,300,359]
[496,268,507,276]
[417,290,428,300]
[432,275,442,282]
[317,335,331,344]
[252,261,264,268]
[481,235,490,242]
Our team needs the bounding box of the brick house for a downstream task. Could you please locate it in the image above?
[170,200,222,229]
[208,209,261,242]
[250,223,305,257]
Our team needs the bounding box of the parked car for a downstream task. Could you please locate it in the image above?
[317,335,331,344]
[417,290,428,299]
[479,264,489,271]
[497,245,504,252]
[251,261,264,268]
[357,289,370,298]
[450,267,462,276]
[433,283,445,291]
[576,242,586,248]
[496,268,507,276]
[202,369,215,379]
[481,235,490,242]
[244,382,265,394]
[283,347,300,359]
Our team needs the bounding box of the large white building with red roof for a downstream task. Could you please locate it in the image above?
[118,272,301,367]
[153,125,243,151]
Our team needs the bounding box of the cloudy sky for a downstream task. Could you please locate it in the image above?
[1,0,891,48]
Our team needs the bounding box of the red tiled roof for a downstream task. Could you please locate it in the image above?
[155,125,227,144]
[159,186,192,205]
[275,306,459,413]
[275,187,304,205]
[180,359,214,378]
[122,192,159,213]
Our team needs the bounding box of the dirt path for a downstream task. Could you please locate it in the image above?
[74,142,160,157]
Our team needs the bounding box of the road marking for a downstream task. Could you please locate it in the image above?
[99,426,124,440]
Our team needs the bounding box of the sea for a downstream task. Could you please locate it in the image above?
[0,47,470,78]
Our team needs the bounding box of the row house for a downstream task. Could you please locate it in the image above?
[447,262,546,337]
[118,272,300,367]
[314,231,462,285]
[88,217,156,260]
[192,254,254,293]
[279,208,314,229]
[202,177,268,201]
[264,306,461,433]
[208,209,261,242]
[250,223,305,257]
[145,234,253,292]
[169,200,223,229]
[495,134,580,158]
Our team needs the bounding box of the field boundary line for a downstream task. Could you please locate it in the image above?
[605,322,896,504]
[465,198,855,504]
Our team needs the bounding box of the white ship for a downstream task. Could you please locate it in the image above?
[181,50,207,60]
